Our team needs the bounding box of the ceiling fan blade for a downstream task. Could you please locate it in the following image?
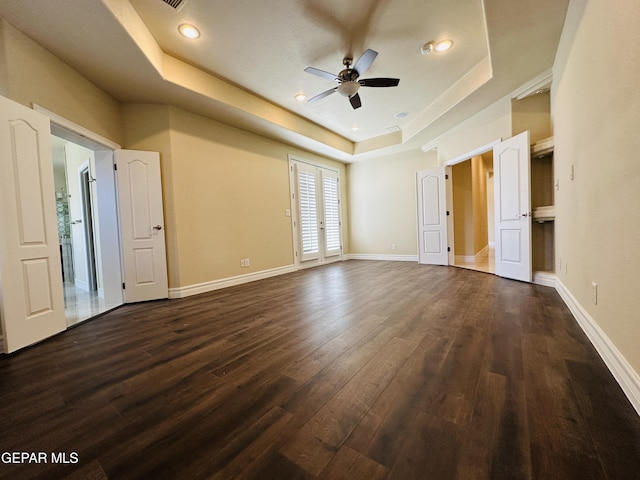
[349,93,362,109]
[308,87,338,103]
[353,49,378,76]
[359,78,400,87]
[304,66,339,81]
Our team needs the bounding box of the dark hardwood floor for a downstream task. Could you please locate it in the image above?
[1,260,639,479]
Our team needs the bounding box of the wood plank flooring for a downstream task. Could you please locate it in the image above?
[1,260,639,479]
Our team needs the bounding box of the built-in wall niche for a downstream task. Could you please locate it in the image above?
[531,137,555,274]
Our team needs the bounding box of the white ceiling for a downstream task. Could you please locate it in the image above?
[0,0,570,162]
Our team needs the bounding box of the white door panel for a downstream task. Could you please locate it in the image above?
[0,95,66,353]
[115,150,168,302]
[290,160,342,267]
[417,167,449,265]
[493,131,531,282]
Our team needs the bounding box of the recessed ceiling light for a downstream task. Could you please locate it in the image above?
[420,42,434,55]
[295,93,307,102]
[434,39,453,52]
[394,112,409,119]
[178,23,200,39]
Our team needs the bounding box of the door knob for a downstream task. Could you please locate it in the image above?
[153,225,163,230]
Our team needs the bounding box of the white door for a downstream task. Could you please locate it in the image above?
[493,131,532,282]
[115,150,168,302]
[290,160,342,267]
[294,162,320,262]
[0,95,66,353]
[417,167,449,265]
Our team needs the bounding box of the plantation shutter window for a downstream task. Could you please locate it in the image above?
[290,159,343,267]
[322,171,341,257]
[296,164,320,261]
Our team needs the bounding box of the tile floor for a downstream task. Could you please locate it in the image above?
[64,283,121,327]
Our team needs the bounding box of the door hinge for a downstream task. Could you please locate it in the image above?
[114,163,118,171]
[446,211,450,216]
[445,174,448,179]
[447,247,451,252]
[122,282,126,289]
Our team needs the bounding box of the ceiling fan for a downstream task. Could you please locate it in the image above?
[304,49,400,110]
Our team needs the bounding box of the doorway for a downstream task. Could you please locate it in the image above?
[289,157,343,269]
[51,134,124,326]
[450,152,495,274]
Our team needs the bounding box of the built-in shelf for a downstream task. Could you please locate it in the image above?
[533,205,555,222]
[531,136,555,278]
[532,136,554,157]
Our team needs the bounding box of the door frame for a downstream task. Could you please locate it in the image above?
[34,104,126,310]
[443,137,502,265]
[444,139,501,267]
[288,155,343,270]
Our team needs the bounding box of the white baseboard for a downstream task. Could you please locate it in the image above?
[455,255,477,263]
[532,271,556,287]
[556,279,640,417]
[455,245,490,264]
[344,253,418,262]
[168,264,296,299]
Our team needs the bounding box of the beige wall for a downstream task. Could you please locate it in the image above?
[452,156,489,257]
[123,104,348,289]
[0,20,123,144]
[553,0,640,372]
[348,148,437,256]
[434,97,512,165]
[512,91,551,145]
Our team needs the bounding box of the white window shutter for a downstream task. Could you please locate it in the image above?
[297,166,319,260]
[322,172,341,256]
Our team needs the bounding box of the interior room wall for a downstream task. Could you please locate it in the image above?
[553,0,640,375]
[0,20,123,144]
[471,155,489,254]
[435,97,512,164]
[347,148,437,257]
[452,161,473,257]
[123,104,348,290]
[511,91,551,144]
[452,156,489,258]
[483,153,495,247]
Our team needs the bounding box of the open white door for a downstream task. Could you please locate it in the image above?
[0,95,66,353]
[417,166,449,265]
[493,131,532,282]
[115,150,168,302]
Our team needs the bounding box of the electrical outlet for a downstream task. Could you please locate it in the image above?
[245,258,250,267]
[592,282,598,305]
[240,259,245,267]
[391,243,397,250]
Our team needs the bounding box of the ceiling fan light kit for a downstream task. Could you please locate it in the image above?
[304,49,400,110]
